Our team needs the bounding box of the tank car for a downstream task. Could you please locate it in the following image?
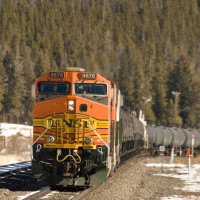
[31,68,145,186]
[147,124,200,155]
[120,109,144,162]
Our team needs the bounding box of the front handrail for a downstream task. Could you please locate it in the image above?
[89,121,109,150]
[32,120,53,146]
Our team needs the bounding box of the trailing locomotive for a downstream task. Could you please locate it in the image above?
[31,68,145,186]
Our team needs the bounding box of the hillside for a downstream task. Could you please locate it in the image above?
[0,0,200,127]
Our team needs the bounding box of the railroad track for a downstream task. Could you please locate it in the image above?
[21,186,92,200]
[0,161,31,178]
[0,161,46,193]
[0,161,36,191]
[0,153,148,199]
[0,161,93,200]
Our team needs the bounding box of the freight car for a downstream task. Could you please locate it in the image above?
[31,68,146,186]
[147,125,200,156]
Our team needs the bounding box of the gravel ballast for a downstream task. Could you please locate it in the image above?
[81,154,200,200]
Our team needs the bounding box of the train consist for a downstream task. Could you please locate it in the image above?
[31,68,145,186]
[147,125,200,156]
[31,67,200,187]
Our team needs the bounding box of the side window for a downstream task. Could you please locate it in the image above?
[111,86,114,100]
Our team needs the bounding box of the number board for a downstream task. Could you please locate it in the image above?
[79,73,96,79]
[49,72,64,78]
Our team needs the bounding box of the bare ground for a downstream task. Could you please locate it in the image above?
[81,154,200,200]
[0,134,31,165]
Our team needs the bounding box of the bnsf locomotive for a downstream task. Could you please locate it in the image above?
[32,68,145,186]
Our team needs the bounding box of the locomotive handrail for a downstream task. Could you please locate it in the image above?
[32,119,53,146]
[56,118,64,144]
[89,122,110,150]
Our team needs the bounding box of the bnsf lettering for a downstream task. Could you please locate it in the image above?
[63,119,73,127]
[48,119,95,128]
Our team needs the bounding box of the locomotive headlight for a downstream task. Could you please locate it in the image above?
[85,137,93,144]
[47,136,55,143]
[68,100,75,111]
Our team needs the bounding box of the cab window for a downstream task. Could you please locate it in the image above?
[38,82,71,94]
[75,83,107,95]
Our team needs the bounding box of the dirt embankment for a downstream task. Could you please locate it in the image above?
[0,134,32,165]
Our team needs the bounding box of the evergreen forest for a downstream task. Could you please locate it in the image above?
[0,0,200,127]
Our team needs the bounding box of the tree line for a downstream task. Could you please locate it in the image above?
[0,0,200,127]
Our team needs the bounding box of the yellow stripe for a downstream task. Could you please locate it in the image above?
[33,113,109,133]
[44,143,96,149]
[33,133,108,139]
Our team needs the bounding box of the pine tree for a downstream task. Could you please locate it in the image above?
[152,63,168,123]
[0,46,7,113]
[167,56,195,125]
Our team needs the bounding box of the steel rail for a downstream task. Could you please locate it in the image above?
[21,186,51,200]
[0,161,31,178]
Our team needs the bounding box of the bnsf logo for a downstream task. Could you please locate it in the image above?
[47,119,95,128]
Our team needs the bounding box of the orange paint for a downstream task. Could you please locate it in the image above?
[188,148,191,157]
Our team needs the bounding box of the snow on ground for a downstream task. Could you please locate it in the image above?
[161,195,200,200]
[146,158,200,200]
[0,123,33,165]
[0,123,32,137]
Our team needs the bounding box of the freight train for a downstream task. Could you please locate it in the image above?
[31,67,145,186]
[31,67,200,187]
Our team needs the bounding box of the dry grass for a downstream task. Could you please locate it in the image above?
[176,155,200,165]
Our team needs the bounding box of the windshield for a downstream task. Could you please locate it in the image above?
[38,82,71,94]
[75,83,107,95]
